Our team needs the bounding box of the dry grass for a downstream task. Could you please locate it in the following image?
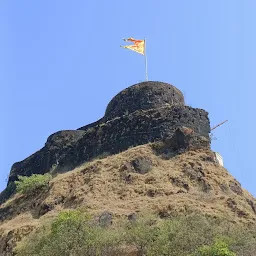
[0,144,256,254]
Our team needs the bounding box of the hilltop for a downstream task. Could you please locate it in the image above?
[1,81,210,204]
[0,81,255,255]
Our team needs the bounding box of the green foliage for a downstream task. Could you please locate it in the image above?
[51,209,90,234]
[227,226,256,256]
[124,214,256,256]
[147,215,215,256]
[196,240,236,256]
[125,214,217,256]
[125,215,159,255]
[16,212,256,256]
[15,174,52,195]
[16,210,124,256]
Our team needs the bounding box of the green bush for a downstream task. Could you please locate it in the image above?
[15,174,52,195]
[125,214,256,256]
[129,214,216,256]
[125,215,159,255]
[50,209,90,234]
[16,210,124,256]
[227,226,256,256]
[16,212,256,256]
[196,240,236,256]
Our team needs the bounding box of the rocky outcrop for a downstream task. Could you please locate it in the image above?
[1,81,211,204]
[8,130,86,183]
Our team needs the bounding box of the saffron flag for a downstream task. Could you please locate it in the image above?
[121,38,145,55]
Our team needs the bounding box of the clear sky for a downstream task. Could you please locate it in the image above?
[0,1,255,196]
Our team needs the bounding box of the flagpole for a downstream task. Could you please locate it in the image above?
[144,38,148,81]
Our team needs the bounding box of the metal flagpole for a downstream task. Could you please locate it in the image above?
[144,38,148,81]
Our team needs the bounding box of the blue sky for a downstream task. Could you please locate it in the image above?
[0,1,255,196]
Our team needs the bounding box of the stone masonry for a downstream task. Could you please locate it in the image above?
[1,81,211,203]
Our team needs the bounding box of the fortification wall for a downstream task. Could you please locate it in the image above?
[8,105,210,183]
[104,81,185,121]
[3,81,211,203]
[58,106,210,171]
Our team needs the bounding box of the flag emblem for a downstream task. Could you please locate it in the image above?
[121,38,145,55]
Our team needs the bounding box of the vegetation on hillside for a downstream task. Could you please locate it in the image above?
[1,147,254,255]
[16,210,256,256]
[15,174,52,195]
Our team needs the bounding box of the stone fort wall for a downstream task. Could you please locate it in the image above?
[2,81,211,203]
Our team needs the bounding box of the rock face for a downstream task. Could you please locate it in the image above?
[1,81,211,203]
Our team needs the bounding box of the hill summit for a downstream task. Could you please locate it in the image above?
[1,81,256,255]
[2,81,210,202]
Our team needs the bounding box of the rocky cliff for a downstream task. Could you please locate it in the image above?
[1,81,210,203]
[1,81,256,255]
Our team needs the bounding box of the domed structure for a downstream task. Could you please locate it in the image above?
[105,81,185,120]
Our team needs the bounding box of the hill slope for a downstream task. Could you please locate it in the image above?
[1,144,255,254]
[1,81,255,255]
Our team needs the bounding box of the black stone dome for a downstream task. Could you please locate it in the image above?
[105,81,185,120]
